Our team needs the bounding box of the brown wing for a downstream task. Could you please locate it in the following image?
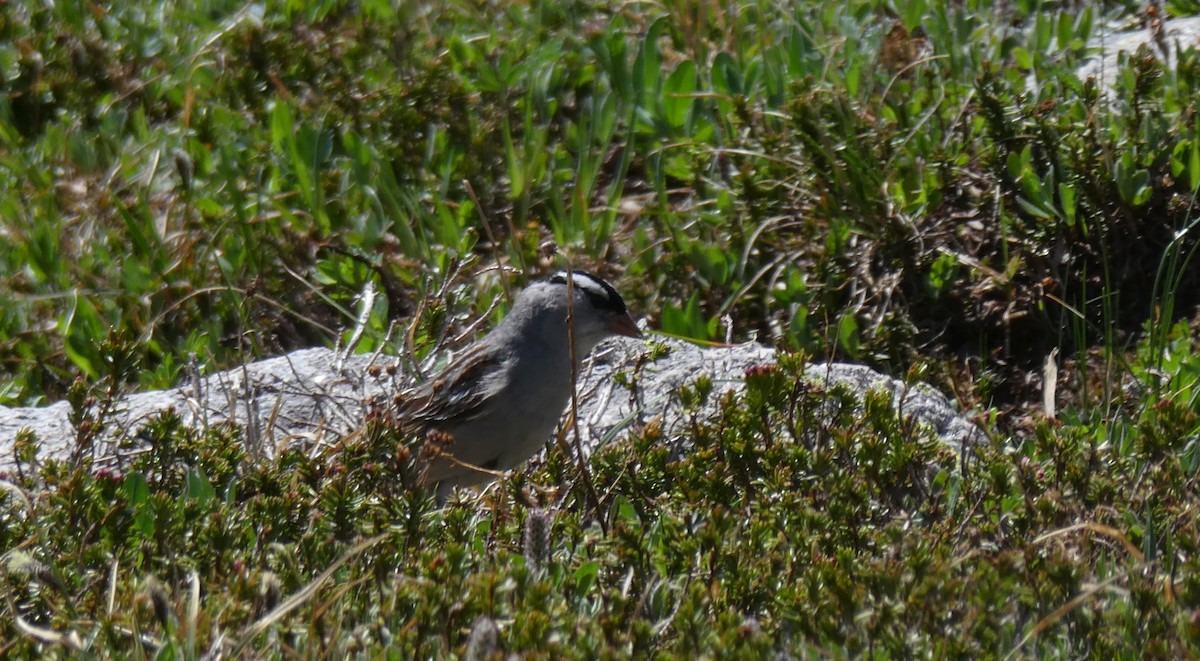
[398,346,507,428]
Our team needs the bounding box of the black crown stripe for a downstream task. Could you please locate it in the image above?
[549,270,627,314]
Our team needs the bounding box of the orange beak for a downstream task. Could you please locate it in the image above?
[609,312,643,339]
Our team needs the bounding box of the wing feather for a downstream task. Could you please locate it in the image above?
[399,345,507,427]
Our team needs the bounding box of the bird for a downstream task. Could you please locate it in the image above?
[398,270,641,493]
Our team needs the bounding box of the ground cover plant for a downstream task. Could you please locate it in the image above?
[3,0,1200,656]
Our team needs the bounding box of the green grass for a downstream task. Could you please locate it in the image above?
[3,0,1200,656]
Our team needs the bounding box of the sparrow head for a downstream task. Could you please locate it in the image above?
[548,270,642,341]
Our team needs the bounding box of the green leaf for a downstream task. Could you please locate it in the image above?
[574,561,600,593]
[62,292,105,378]
[124,472,150,506]
[1116,153,1153,206]
[224,477,239,504]
[661,293,711,340]
[661,60,697,130]
[927,252,958,292]
[502,117,524,199]
[125,472,156,538]
[269,101,294,154]
[633,16,667,107]
[837,313,860,357]
[1189,137,1200,192]
[1056,12,1073,52]
[712,52,742,96]
[135,508,157,538]
[185,466,215,504]
[1012,47,1033,70]
[1057,182,1077,227]
[1073,6,1094,44]
[590,27,631,103]
[786,24,816,79]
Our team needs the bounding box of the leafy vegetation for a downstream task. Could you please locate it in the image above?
[2,0,1200,656]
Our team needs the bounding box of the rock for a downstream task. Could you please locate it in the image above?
[0,338,983,478]
[574,338,984,459]
[1075,15,1200,91]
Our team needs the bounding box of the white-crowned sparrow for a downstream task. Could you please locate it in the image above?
[400,271,641,491]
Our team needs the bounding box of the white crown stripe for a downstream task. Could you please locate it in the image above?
[571,273,610,299]
[549,270,627,313]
